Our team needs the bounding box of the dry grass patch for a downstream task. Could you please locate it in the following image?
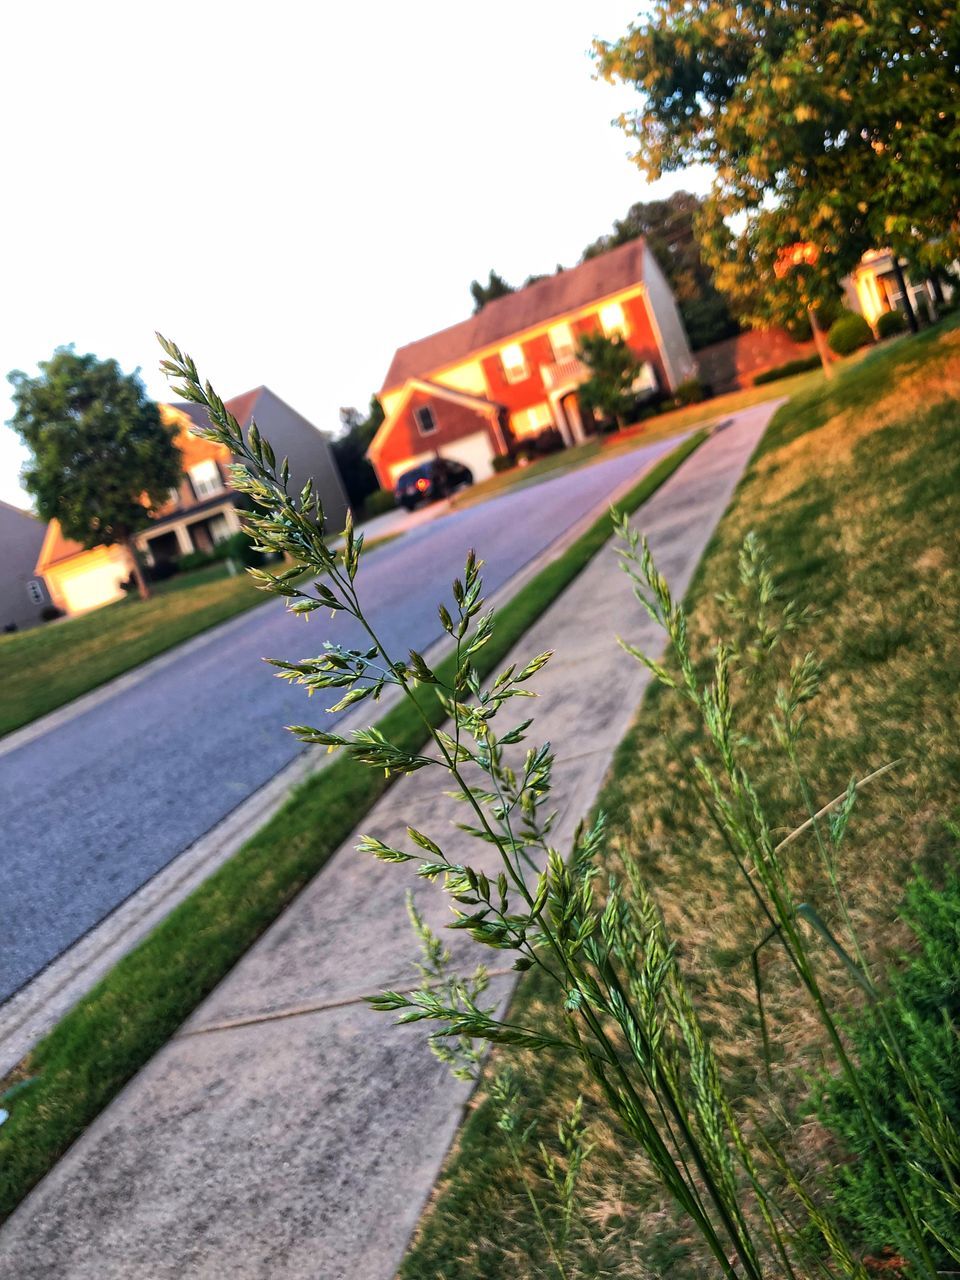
[399,320,960,1280]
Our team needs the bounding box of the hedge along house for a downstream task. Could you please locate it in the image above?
[367,239,696,490]
[36,390,349,616]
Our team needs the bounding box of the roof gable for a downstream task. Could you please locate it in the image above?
[381,239,647,392]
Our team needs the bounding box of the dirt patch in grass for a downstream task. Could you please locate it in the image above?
[399,320,960,1280]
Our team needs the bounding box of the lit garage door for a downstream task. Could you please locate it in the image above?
[58,561,127,614]
[388,430,498,487]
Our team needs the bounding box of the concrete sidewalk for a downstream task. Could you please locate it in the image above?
[0,404,775,1279]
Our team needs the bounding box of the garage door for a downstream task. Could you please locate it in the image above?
[388,430,498,487]
[58,561,127,614]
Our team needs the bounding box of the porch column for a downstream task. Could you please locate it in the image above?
[223,504,243,534]
[564,394,587,444]
[549,392,574,447]
[174,523,194,555]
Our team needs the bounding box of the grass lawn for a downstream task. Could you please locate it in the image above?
[398,320,960,1279]
[450,362,826,512]
[0,569,265,739]
[0,431,706,1223]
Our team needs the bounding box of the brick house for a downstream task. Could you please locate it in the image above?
[368,240,696,489]
[36,388,348,616]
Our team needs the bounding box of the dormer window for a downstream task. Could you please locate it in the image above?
[500,342,529,384]
[189,459,223,499]
[599,301,629,339]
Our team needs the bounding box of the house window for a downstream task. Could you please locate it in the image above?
[599,301,629,339]
[548,323,576,361]
[414,405,438,436]
[208,514,231,544]
[167,486,182,508]
[189,459,223,499]
[500,342,529,384]
[26,579,45,606]
[511,403,554,438]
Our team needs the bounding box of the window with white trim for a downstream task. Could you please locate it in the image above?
[548,322,576,360]
[414,405,438,435]
[500,342,529,384]
[189,459,223,499]
[599,301,629,339]
[511,403,554,438]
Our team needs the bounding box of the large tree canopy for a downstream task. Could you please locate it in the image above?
[332,396,384,509]
[9,346,181,599]
[595,2,960,322]
[469,269,515,313]
[583,190,740,348]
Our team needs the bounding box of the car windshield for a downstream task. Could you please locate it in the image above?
[396,463,434,486]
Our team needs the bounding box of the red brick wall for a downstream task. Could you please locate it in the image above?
[695,328,816,393]
[372,390,499,487]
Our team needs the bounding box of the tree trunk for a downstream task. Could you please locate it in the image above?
[123,537,150,601]
[808,307,834,379]
[892,258,920,333]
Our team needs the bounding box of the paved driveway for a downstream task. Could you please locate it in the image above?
[0,438,682,1002]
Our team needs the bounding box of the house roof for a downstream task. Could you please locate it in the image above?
[380,239,648,392]
[169,386,266,434]
[36,520,90,571]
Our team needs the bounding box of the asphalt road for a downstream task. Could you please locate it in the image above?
[0,439,682,1002]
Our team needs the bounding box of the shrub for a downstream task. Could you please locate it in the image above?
[673,376,705,405]
[491,455,515,473]
[213,530,264,567]
[178,549,217,573]
[817,871,960,1271]
[362,489,396,519]
[40,605,63,622]
[753,355,822,385]
[828,309,874,356]
[876,309,908,339]
[145,559,179,583]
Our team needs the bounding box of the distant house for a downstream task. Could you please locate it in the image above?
[36,388,349,617]
[0,500,51,631]
[367,240,696,490]
[844,249,955,329]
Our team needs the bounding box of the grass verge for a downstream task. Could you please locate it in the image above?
[0,429,706,1222]
[398,319,960,1279]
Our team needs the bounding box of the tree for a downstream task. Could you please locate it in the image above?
[583,191,740,349]
[576,331,644,430]
[469,269,515,313]
[331,396,384,510]
[595,2,960,324]
[9,346,181,600]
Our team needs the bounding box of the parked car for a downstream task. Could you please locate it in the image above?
[394,458,473,510]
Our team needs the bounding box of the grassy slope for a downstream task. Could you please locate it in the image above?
[450,364,825,511]
[0,569,263,738]
[399,321,960,1279]
[0,431,706,1223]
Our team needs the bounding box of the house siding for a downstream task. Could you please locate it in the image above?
[0,502,50,630]
[374,391,501,485]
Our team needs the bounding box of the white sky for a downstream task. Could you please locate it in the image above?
[0,1,709,509]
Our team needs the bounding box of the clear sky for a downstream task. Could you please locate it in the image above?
[0,1,708,509]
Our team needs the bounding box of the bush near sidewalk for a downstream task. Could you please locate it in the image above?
[398,322,960,1279]
[0,431,705,1224]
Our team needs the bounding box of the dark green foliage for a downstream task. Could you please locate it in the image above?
[583,190,740,350]
[0,425,705,1223]
[576,331,644,429]
[469,269,515,313]
[331,398,384,511]
[817,872,960,1269]
[877,310,908,339]
[827,311,874,356]
[753,356,822,386]
[8,347,182,598]
[361,488,396,519]
[673,376,705,406]
[491,455,515,473]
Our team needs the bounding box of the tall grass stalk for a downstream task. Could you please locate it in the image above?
[159,337,956,1279]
